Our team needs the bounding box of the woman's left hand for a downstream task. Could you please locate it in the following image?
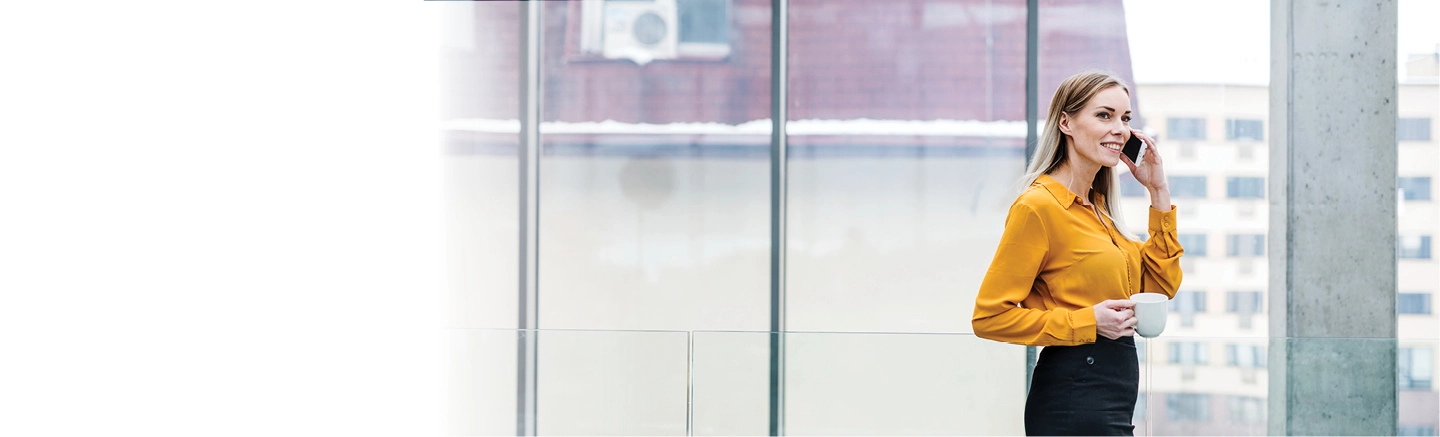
[1121,130,1166,191]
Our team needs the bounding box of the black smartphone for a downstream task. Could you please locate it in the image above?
[1123,134,1146,165]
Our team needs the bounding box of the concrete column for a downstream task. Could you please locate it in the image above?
[1269,0,1398,435]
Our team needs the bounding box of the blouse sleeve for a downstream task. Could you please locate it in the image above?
[972,202,1098,346]
[1140,205,1185,298]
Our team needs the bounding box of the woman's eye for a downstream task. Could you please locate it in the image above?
[1098,113,1110,119]
[1122,116,1132,122]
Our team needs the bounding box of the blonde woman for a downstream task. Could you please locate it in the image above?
[972,71,1183,436]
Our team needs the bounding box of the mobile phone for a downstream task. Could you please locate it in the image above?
[1123,134,1146,166]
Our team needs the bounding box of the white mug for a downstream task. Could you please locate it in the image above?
[1131,292,1169,338]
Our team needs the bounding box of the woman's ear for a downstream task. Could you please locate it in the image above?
[1058,112,1073,135]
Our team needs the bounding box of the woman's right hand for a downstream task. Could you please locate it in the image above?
[1093,299,1137,340]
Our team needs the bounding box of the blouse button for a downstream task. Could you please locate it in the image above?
[1086,356,1095,365]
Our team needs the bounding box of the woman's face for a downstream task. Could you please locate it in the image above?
[1060,86,1132,168]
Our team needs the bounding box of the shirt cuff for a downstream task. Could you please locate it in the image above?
[1149,205,1178,233]
[1068,308,1097,344]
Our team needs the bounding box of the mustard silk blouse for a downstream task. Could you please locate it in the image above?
[972,174,1184,347]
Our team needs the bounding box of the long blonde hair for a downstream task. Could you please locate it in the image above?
[1020,71,1141,241]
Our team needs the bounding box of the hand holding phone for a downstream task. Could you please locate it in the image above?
[1123,133,1146,166]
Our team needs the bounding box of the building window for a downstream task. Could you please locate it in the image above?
[1226,119,1264,141]
[1400,177,1432,201]
[1227,234,1265,257]
[1226,291,1264,314]
[1227,176,1265,199]
[677,0,730,45]
[1225,344,1266,368]
[1169,342,1209,365]
[1137,341,1147,363]
[1399,235,1433,260]
[1228,396,1266,425]
[1169,291,1207,313]
[1120,172,1147,197]
[1178,234,1207,257]
[1400,425,1438,436]
[1399,118,1432,142]
[1399,347,1433,390]
[1169,176,1208,199]
[1399,293,1432,315]
[1166,393,1212,422]
[1168,118,1207,140]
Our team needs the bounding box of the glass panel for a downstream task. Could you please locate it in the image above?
[536,1,771,332]
[534,329,690,435]
[784,0,1027,333]
[445,329,519,436]
[440,2,521,433]
[1146,336,1268,435]
[693,331,1027,435]
[441,1,520,330]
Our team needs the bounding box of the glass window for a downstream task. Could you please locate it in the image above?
[1400,426,1438,436]
[1399,348,1434,390]
[1168,117,1207,140]
[1398,118,1432,142]
[1399,293,1432,315]
[1225,119,1264,141]
[1169,176,1208,199]
[1169,290,1207,313]
[1227,234,1265,257]
[1166,393,1212,422]
[1120,172,1147,197]
[1226,176,1265,199]
[1400,177,1432,201]
[677,0,730,44]
[1399,235,1433,260]
[1169,342,1209,365]
[1227,396,1266,425]
[1226,291,1263,314]
[1178,234,1207,256]
[1225,344,1265,368]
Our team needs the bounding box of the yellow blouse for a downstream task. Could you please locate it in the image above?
[972,174,1184,346]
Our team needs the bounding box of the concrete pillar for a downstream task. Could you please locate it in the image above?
[1269,0,1398,435]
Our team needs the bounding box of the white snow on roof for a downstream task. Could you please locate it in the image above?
[442,118,1028,138]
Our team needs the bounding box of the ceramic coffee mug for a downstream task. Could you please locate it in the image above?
[1131,292,1169,338]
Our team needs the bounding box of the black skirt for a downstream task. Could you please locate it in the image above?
[1024,336,1139,436]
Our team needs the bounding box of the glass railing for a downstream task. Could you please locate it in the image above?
[446,329,1439,436]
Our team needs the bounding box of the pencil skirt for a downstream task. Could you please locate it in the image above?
[1023,336,1139,436]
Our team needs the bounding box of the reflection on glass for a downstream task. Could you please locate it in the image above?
[535,330,690,435]
[692,331,1026,435]
[441,2,521,434]
[536,1,772,333]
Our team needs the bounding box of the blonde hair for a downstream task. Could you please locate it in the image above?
[1020,71,1141,241]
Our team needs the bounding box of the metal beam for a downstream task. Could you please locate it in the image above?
[768,0,788,434]
[517,0,542,435]
[1023,0,1038,394]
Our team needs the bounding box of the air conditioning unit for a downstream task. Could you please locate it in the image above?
[603,0,678,65]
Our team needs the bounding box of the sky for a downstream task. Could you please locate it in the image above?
[0,1,1436,435]
[1125,0,1440,85]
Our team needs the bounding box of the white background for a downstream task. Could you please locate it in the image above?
[0,1,440,434]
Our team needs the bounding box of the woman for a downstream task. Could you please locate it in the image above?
[972,71,1183,436]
